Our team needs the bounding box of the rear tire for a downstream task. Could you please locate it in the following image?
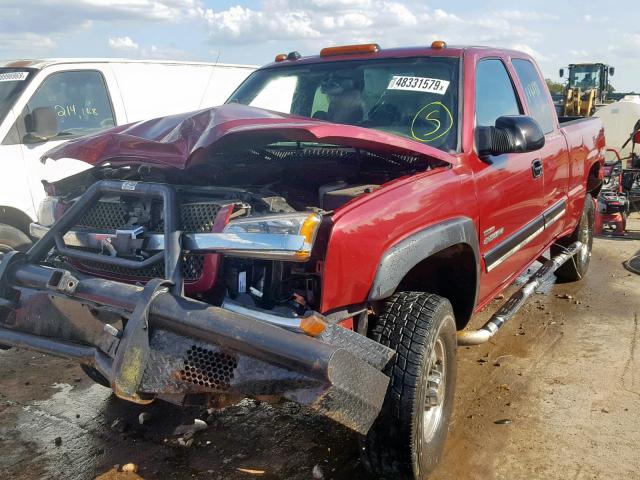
[0,223,32,254]
[361,292,457,480]
[552,194,594,281]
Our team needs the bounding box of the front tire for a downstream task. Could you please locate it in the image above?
[361,292,457,480]
[552,194,594,281]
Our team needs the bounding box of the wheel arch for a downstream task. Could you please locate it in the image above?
[368,217,480,328]
[0,206,34,236]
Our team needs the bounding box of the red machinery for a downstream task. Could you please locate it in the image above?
[597,128,640,235]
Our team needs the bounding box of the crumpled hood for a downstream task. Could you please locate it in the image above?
[44,104,453,169]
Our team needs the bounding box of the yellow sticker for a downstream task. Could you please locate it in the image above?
[410,101,454,143]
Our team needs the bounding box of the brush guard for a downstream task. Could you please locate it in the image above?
[0,180,393,434]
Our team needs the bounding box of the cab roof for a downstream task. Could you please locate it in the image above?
[261,45,530,69]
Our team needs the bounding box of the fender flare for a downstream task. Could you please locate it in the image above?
[368,217,480,304]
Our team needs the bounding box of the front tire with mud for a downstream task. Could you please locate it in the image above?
[552,194,595,281]
[361,292,457,480]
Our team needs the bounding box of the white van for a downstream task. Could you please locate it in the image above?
[0,58,256,251]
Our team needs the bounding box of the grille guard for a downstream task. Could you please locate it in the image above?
[0,180,394,434]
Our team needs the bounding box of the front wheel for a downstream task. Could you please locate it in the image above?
[361,292,457,480]
[552,194,595,281]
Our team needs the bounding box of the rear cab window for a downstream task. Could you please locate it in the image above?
[512,59,556,134]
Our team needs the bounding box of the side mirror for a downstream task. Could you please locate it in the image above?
[559,68,564,78]
[609,67,615,76]
[476,115,545,160]
[24,107,58,144]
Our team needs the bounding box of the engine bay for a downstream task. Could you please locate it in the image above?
[43,144,443,312]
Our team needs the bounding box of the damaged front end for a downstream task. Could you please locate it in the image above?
[0,179,393,434]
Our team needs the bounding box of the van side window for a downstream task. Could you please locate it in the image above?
[475,59,522,127]
[17,70,115,143]
[512,59,555,134]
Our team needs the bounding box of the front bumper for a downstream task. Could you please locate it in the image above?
[0,257,392,433]
[0,180,394,434]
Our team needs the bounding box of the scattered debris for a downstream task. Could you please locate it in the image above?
[494,419,513,425]
[312,464,325,479]
[236,467,266,476]
[556,293,573,300]
[601,407,610,414]
[173,418,208,436]
[138,412,152,425]
[122,463,138,473]
[54,436,62,446]
[110,418,128,433]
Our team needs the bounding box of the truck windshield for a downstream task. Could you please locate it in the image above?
[228,57,460,153]
[0,68,35,123]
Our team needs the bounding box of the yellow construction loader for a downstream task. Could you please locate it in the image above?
[560,63,615,116]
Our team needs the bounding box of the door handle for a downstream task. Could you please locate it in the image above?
[532,159,543,178]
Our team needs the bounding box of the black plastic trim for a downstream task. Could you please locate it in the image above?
[368,217,480,302]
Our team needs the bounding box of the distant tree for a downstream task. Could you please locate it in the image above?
[545,78,564,95]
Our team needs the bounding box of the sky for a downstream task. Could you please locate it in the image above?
[1,0,639,92]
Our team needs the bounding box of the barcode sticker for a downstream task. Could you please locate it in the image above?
[0,72,29,82]
[387,76,449,94]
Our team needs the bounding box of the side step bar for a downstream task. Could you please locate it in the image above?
[457,241,583,346]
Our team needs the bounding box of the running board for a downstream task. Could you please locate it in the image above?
[457,241,583,346]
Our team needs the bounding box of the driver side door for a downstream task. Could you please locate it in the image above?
[471,58,545,301]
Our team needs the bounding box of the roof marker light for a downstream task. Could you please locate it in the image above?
[287,51,301,60]
[274,53,287,62]
[320,43,380,57]
[431,40,447,49]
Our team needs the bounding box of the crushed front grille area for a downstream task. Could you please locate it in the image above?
[75,200,222,233]
[77,254,205,281]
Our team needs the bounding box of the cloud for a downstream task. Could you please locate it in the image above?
[0,0,202,35]
[512,43,548,61]
[108,36,139,51]
[202,1,545,50]
[495,10,559,21]
[0,32,56,51]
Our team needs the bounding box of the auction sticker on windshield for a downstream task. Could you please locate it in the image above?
[0,72,29,82]
[387,76,449,94]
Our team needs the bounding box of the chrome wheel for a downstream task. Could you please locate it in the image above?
[423,335,446,443]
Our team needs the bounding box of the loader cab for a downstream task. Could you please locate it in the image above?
[561,63,614,102]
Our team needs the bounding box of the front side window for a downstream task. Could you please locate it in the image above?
[228,57,461,153]
[17,70,115,144]
[475,59,521,127]
[512,59,555,134]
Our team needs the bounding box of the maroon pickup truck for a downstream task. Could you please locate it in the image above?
[0,42,604,479]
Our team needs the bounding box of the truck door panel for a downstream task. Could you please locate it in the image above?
[471,58,545,302]
[511,58,571,242]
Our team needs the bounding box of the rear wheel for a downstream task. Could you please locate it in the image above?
[361,291,457,480]
[552,194,594,281]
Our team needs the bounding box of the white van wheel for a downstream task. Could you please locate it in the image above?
[0,223,32,253]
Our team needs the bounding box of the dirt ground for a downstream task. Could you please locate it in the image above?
[1,220,639,480]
